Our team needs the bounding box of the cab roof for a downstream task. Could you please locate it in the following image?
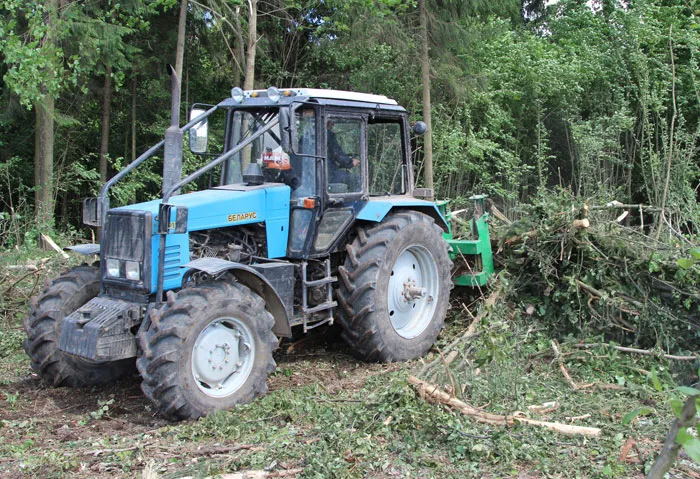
[279,89,397,105]
[219,87,402,111]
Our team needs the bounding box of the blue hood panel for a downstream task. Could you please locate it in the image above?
[109,184,291,293]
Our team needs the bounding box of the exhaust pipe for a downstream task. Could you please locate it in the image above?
[163,64,183,196]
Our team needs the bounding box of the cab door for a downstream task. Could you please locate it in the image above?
[308,112,367,256]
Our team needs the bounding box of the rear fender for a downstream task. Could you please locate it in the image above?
[182,258,292,338]
[356,200,449,232]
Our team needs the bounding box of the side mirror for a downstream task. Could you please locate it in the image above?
[279,107,291,152]
[413,121,428,136]
[82,197,99,226]
[189,107,208,154]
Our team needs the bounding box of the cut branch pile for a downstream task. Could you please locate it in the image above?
[490,189,700,352]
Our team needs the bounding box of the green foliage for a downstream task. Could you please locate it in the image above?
[3,0,700,244]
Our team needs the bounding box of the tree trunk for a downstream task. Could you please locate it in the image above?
[33,0,58,228]
[174,0,188,122]
[419,0,434,199]
[240,0,257,171]
[243,0,257,90]
[99,65,112,183]
[233,7,245,86]
[131,76,137,161]
[34,95,55,228]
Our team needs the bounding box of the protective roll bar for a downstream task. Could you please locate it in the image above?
[154,116,281,307]
[90,105,220,227]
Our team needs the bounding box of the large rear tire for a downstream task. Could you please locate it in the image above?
[23,265,134,387]
[137,278,277,420]
[336,211,452,362]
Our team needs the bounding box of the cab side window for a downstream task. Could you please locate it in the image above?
[326,117,362,194]
[368,121,405,196]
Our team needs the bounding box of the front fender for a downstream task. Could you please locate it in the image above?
[182,258,292,338]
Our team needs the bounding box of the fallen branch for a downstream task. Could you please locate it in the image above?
[418,289,500,377]
[528,401,559,414]
[193,444,264,456]
[552,340,578,390]
[2,266,44,296]
[589,202,662,213]
[40,233,70,259]
[204,469,303,479]
[573,343,698,362]
[83,442,152,457]
[646,394,698,479]
[566,414,592,422]
[408,376,601,438]
[489,203,512,225]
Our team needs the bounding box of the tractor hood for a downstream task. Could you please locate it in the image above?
[112,183,291,259]
[114,183,290,232]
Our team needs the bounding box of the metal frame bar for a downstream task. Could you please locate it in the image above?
[155,116,281,307]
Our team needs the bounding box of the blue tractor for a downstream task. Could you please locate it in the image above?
[23,76,493,420]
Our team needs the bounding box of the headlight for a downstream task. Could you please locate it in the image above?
[106,259,121,278]
[231,87,244,103]
[267,86,281,102]
[125,261,141,281]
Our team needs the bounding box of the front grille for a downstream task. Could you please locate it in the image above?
[103,211,149,261]
[102,210,152,292]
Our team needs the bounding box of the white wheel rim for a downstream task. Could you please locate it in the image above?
[387,245,439,339]
[191,317,256,398]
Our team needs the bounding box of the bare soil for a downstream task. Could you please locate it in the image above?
[0,333,398,478]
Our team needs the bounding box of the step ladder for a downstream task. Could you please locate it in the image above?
[301,259,337,333]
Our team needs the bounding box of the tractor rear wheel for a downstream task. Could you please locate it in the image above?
[336,211,452,362]
[137,278,277,420]
[23,265,134,387]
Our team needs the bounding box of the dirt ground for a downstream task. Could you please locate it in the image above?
[0,333,399,478]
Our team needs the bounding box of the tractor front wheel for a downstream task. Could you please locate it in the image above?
[23,265,134,387]
[137,278,277,420]
[337,211,452,362]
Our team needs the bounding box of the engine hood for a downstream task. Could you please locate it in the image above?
[113,183,291,233]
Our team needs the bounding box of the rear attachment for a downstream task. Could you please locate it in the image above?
[440,195,495,287]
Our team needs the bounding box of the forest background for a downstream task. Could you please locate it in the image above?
[1,0,699,238]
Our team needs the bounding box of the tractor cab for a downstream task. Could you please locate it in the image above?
[188,87,421,259]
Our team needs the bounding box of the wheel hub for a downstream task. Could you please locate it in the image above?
[191,318,255,398]
[387,245,439,339]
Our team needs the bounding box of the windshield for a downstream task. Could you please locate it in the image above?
[222,109,282,185]
[221,107,318,201]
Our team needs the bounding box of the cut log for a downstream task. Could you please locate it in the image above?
[573,218,590,230]
[408,376,601,438]
[40,233,69,259]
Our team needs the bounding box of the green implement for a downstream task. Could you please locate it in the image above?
[438,195,495,287]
